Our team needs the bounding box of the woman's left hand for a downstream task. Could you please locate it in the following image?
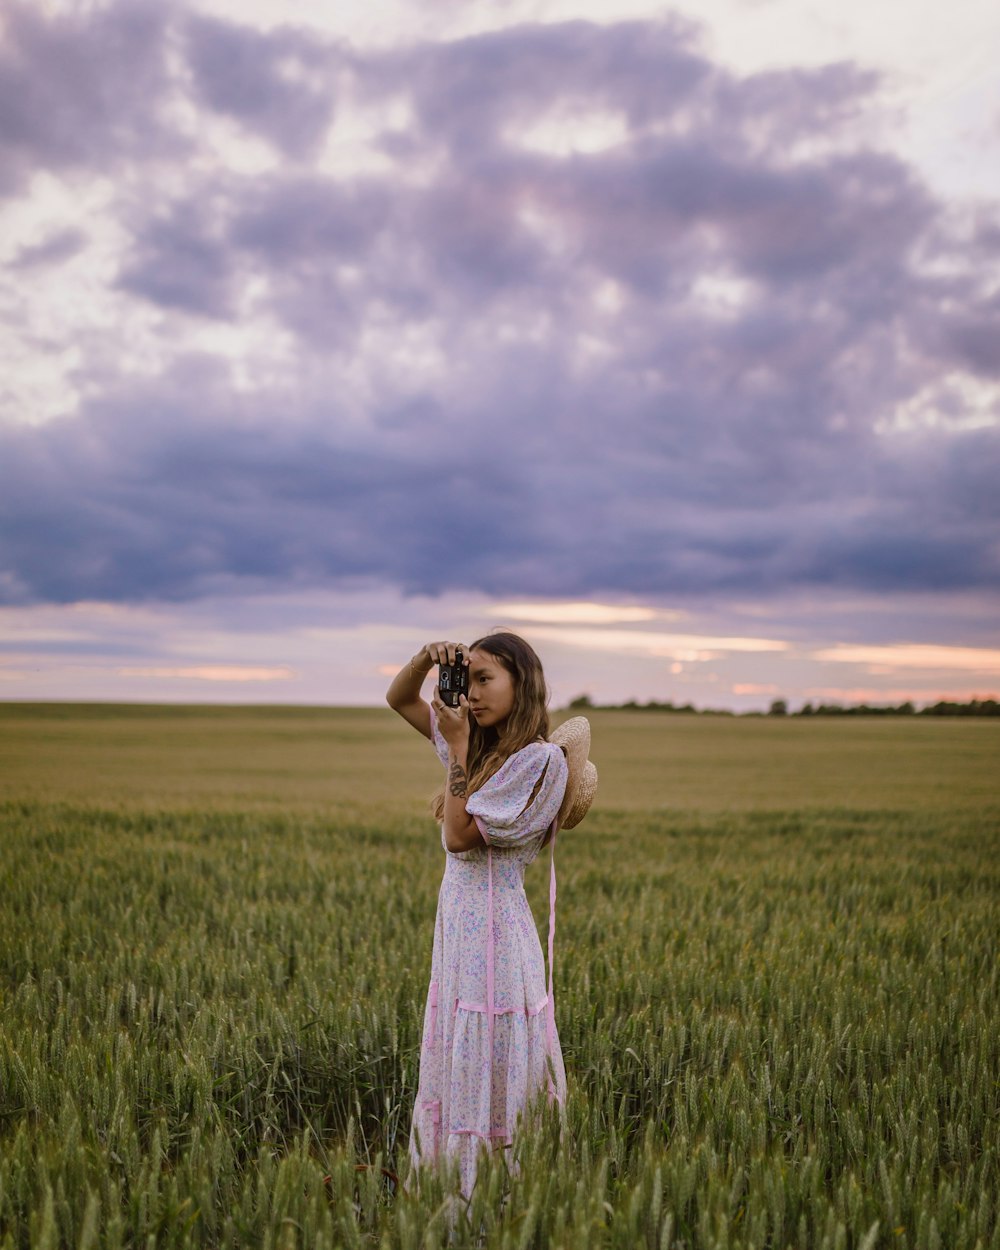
[431,689,471,752]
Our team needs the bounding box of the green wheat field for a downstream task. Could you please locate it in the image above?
[0,703,997,1249]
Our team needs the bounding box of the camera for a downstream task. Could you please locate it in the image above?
[437,647,469,708]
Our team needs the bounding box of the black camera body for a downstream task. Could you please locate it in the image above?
[437,648,469,708]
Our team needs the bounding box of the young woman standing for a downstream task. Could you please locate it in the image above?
[385,632,570,1200]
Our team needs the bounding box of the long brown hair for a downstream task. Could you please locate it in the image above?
[431,631,553,833]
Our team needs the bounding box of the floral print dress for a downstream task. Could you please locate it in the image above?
[407,711,569,1198]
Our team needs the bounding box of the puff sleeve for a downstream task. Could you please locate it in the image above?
[465,742,568,848]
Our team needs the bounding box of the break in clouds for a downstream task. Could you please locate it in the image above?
[1,0,999,608]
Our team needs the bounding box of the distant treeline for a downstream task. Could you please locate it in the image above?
[565,695,1000,717]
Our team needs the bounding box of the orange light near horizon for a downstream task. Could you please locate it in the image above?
[811,643,1000,673]
[488,601,664,625]
[118,666,295,682]
[802,685,996,703]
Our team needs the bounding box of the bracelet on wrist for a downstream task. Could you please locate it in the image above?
[409,656,433,677]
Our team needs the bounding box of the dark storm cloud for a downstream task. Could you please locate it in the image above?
[2,4,999,606]
[374,17,712,151]
[2,347,997,606]
[229,176,387,261]
[0,354,540,604]
[182,13,343,158]
[0,1,182,197]
[9,227,89,270]
[115,201,238,318]
[937,299,1000,378]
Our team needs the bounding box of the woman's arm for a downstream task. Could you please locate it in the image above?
[385,646,435,737]
[430,685,485,853]
[442,738,485,853]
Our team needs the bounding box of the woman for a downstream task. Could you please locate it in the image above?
[385,631,569,1200]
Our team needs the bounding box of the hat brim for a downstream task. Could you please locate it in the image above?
[550,716,597,829]
[560,760,598,829]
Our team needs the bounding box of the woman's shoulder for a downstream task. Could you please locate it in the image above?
[497,738,566,776]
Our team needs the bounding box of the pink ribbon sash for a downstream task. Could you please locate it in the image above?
[545,818,559,1097]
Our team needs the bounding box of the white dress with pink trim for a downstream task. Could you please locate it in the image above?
[407,711,569,1199]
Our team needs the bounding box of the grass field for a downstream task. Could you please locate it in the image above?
[0,703,997,1249]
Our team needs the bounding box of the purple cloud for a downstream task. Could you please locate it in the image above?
[115,202,238,318]
[9,227,89,269]
[0,1,182,197]
[1,4,998,611]
[182,13,343,158]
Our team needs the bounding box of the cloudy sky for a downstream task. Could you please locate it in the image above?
[1,0,999,711]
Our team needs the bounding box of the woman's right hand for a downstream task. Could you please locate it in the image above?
[416,641,471,670]
[388,641,470,725]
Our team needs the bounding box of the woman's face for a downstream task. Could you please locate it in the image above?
[466,648,516,735]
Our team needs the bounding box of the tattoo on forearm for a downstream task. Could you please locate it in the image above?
[448,759,468,797]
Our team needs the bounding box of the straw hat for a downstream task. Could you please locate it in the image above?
[549,716,598,829]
